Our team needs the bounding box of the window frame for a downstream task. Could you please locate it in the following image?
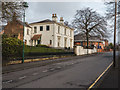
[34,26,37,33]
[27,29,29,35]
[65,28,67,35]
[46,25,50,31]
[50,40,52,45]
[58,26,60,34]
[40,26,43,31]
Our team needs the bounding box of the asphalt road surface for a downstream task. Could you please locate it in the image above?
[2,52,113,88]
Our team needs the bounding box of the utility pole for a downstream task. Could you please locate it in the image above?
[113,0,117,67]
[87,32,89,54]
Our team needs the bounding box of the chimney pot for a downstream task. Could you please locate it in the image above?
[52,14,54,17]
[60,17,64,21]
[52,13,57,22]
[60,17,64,24]
[55,13,57,17]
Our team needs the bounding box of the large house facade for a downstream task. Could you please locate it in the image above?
[2,14,74,48]
[27,14,74,48]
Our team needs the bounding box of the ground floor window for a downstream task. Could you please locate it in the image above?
[58,37,61,47]
[64,38,67,47]
[50,40,52,45]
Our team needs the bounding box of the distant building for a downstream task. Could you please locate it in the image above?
[74,33,108,51]
[29,14,74,48]
[2,17,32,45]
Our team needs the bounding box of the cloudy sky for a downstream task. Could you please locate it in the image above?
[24,0,118,43]
[25,2,107,23]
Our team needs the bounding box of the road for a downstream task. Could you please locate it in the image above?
[2,52,113,88]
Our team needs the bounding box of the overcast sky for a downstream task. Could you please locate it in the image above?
[24,1,118,43]
[25,2,106,23]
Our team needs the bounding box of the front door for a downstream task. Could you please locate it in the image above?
[37,36,41,45]
[37,40,40,44]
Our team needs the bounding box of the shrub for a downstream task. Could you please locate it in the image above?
[2,36,23,61]
[36,44,49,48]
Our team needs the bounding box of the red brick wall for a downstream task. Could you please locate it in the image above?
[4,20,23,40]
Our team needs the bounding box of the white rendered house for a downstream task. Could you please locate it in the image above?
[24,25,32,46]
[25,14,74,48]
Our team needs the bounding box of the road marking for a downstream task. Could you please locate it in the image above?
[50,68,55,71]
[57,66,61,69]
[57,63,61,64]
[19,76,27,80]
[88,61,113,90]
[3,80,13,84]
[42,70,48,73]
[32,73,38,76]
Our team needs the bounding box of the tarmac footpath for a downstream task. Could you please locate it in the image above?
[88,52,120,89]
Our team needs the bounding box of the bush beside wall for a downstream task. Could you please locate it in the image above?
[2,35,23,62]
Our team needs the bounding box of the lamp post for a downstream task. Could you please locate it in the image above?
[22,2,28,63]
[113,0,117,67]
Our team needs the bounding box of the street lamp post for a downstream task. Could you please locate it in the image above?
[22,2,28,63]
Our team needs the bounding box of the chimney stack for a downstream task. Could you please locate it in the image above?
[52,13,57,22]
[60,17,64,24]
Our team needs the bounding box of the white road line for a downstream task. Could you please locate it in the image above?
[19,76,27,80]
[32,73,38,76]
[57,66,61,69]
[57,63,62,64]
[3,80,13,84]
[42,70,48,73]
[50,68,55,71]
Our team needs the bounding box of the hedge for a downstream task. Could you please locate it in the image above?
[2,35,23,61]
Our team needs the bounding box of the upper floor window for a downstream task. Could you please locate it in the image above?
[58,26,60,34]
[34,26,37,33]
[70,30,72,37]
[27,29,29,35]
[46,25,50,31]
[65,28,67,35]
[40,26,43,31]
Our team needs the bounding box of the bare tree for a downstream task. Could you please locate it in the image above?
[72,7,108,50]
[105,1,120,32]
[105,1,120,19]
[0,0,27,23]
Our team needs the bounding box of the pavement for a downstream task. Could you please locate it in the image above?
[94,51,120,89]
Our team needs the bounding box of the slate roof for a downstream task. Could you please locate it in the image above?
[17,20,32,28]
[30,19,55,24]
[74,33,102,41]
[29,19,74,30]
